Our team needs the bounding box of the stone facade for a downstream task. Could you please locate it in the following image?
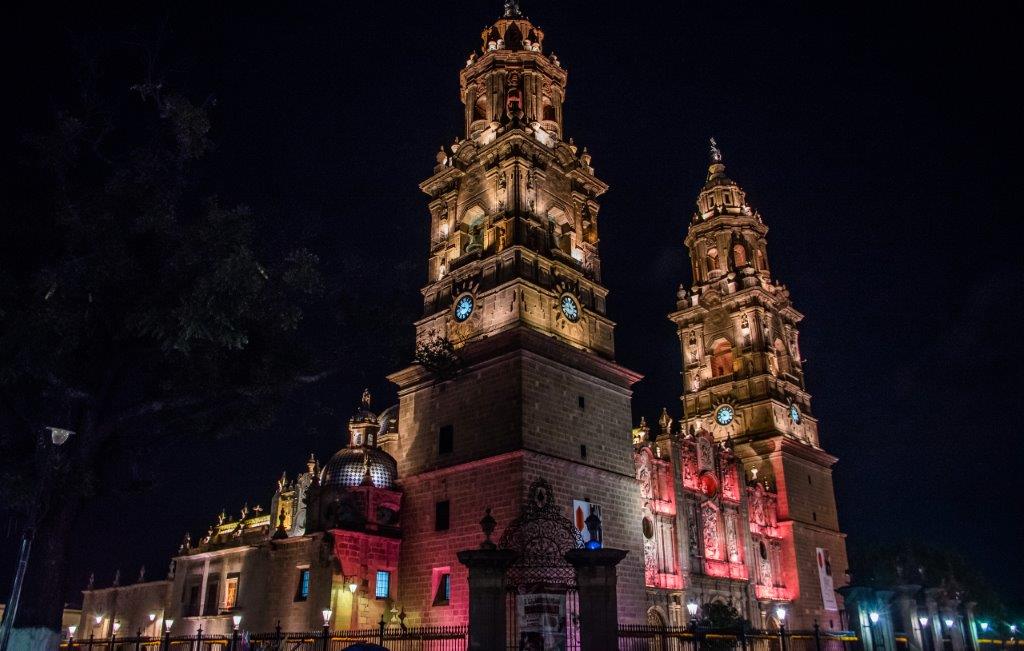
[75,2,849,640]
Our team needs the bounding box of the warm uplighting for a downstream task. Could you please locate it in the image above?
[164,619,174,633]
[322,609,332,625]
[232,615,242,630]
[348,581,359,594]
[68,625,77,637]
[944,618,954,628]
[112,621,121,634]
[980,622,989,632]
[869,612,880,624]
[775,606,787,622]
[919,616,929,627]
[148,613,156,622]
[686,602,699,617]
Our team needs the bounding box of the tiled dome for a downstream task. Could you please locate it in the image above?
[320,447,397,489]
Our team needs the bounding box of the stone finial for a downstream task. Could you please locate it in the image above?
[87,571,95,590]
[277,471,287,492]
[167,560,176,579]
[659,407,673,435]
[580,147,592,168]
[479,507,497,550]
[217,509,226,525]
[112,569,120,586]
[272,508,289,540]
[307,453,317,475]
[179,532,191,553]
[240,503,249,520]
[361,388,372,408]
[503,0,522,18]
[137,565,146,583]
[709,137,723,163]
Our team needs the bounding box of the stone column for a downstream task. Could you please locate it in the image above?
[457,549,518,651]
[894,585,924,651]
[566,548,629,651]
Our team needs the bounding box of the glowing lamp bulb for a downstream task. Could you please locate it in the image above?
[322,609,332,625]
[775,606,787,622]
[348,582,359,594]
[95,615,103,625]
[919,616,929,627]
[68,625,77,637]
[869,612,880,624]
[686,602,699,617]
[149,613,156,622]
[164,619,174,632]
[980,622,989,632]
[232,615,242,630]
[112,621,121,633]
[945,619,955,628]
[1009,625,1017,634]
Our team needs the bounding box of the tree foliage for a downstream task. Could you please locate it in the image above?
[0,45,324,633]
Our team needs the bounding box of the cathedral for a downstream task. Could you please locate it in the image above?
[78,2,848,641]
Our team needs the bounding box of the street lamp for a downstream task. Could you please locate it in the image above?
[348,581,359,594]
[919,616,929,627]
[870,612,880,624]
[230,615,242,651]
[687,602,699,618]
[322,609,333,626]
[980,622,989,633]
[67,625,77,649]
[232,615,242,630]
[164,619,174,633]
[944,618,954,629]
[1010,625,1017,635]
[776,606,788,651]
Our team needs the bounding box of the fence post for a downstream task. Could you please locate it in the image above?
[379,614,386,646]
[321,621,330,651]
[195,624,203,651]
[815,621,823,651]
[274,620,282,646]
[135,628,142,651]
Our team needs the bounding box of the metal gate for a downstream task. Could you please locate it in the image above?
[499,478,583,651]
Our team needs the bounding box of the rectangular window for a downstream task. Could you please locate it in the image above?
[186,585,201,617]
[580,444,587,459]
[578,395,585,409]
[432,571,451,606]
[435,500,450,531]
[375,570,391,599]
[224,574,239,610]
[438,424,454,454]
[295,568,311,601]
[203,581,219,616]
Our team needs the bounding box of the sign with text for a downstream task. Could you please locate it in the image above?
[816,547,838,611]
[517,592,567,651]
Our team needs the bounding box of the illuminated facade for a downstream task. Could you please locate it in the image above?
[78,2,847,638]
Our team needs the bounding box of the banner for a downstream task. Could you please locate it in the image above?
[571,500,602,546]
[517,593,567,651]
[816,547,838,611]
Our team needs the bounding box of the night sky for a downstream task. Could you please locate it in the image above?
[4,1,1021,610]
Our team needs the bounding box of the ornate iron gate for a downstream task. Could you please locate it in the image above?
[500,478,583,651]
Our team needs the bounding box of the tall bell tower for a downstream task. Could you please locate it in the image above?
[670,141,848,627]
[387,1,647,627]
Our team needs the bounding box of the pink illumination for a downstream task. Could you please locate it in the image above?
[704,559,749,580]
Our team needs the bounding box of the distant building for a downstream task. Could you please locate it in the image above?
[79,2,848,639]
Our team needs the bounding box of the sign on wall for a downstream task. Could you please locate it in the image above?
[517,593,567,651]
[571,500,602,546]
[816,547,838,611]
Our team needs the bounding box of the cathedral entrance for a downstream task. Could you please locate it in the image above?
[500,478,582,651]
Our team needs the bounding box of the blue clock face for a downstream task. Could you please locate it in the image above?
[789,404,801,424]
[454,295,474,322]
[560,295,580,322]
[715,405,735,426]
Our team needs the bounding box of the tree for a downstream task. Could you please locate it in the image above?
[0,46,325,647]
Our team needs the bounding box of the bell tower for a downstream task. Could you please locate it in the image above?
[670,141,848,627]
[388,2,647,627]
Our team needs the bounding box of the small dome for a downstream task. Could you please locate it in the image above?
[321,447,397,489]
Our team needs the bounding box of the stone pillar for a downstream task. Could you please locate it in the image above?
[894,585,924,651]
[457,549,518,651]
[566,548,629,651]
[940,597,965,651]
[838,586,896,651]
[923,589,943,651]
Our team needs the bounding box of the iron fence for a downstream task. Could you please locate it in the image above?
[61,625,467,651]
[617,624,858,651]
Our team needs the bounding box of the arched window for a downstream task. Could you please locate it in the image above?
[711,339,734,378]
[541,95,556,122]
[732,242,748,267]
[462,206,486,253]
[504,23,523,50]
[774,338,789,375]
[472,94,488,121]
[705,247,719,276]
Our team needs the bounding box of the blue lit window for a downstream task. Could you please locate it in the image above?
[433,573,451,606]
[375,571,390,599]
[295,568,310,601]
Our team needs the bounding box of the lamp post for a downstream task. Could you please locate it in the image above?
[0,427,74,651]
[162,618,173,651]
[230,615,242,651]
[687,602,700,651]
[776,606,788,651]
[321,609,332,651]
[67,625,77,651]
[919,615,931,651]
[109,620,121,651]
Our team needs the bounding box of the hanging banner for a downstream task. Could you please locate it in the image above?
[571,500,602,546]
[816,547,838,611]
[517,592,567,651]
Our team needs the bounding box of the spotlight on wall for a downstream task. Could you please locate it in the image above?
[869,612,880,624]
[232,615,242,630]
[322,609,333,626]
[775,606,787,622]
[919,616,929,627]
[686,602,699,617]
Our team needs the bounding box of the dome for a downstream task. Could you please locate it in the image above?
[321,447,397,489]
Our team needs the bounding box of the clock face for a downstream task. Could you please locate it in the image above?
[560,295,580,322]
[789,404,800,424]
[715,405,735,426]
[453,295,474,322]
